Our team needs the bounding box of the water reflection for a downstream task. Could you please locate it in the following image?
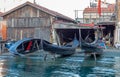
[0,53,119,77]
[114,57,120,77]
[0,59,7,77]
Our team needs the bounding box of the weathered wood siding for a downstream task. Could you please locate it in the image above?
[7,17,51,41]
[3,5,52,20]
[7,27,34,40]
[34,28,50,41]
[7,17,50,27]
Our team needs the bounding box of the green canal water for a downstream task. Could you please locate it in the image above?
[0,52,120,77]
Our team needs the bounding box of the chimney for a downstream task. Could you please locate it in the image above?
[34,0,36,4]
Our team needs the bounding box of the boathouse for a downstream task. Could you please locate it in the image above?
[97,21,115,46]
[53,22,97,45]
[1,1,75,42]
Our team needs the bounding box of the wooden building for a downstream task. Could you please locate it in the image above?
[1,1,75,42]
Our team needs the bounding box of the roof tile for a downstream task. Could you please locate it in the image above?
[84,4,115,13]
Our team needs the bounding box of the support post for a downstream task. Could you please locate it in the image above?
[54,29,61,46]
[79,29,81,47]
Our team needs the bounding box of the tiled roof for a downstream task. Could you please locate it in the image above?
[1,1,74,22]
[84,4,115,13]
[108,4,115,8]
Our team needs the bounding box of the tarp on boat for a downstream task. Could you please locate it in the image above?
[8,38,32,55]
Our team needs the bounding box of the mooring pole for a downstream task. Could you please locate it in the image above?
[93,53,97,61]
[79,28,81,48]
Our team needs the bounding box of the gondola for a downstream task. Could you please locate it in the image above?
[81,39,103,56]
[6,38,41,55]
[5,37,79,56]
[42,37,79,56]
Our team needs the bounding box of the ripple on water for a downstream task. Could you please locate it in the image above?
[52,71,80,77]
[0,53,120,77]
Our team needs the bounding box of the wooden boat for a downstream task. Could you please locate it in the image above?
[81,39,103,56]
[7,38,41,55]
[5,35,79,56]
[42,37,79,56]
[80,30,104,56]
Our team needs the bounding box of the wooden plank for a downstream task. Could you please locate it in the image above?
[7,17,50,28]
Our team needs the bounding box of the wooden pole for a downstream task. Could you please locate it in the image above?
[93,53,97,61]
[79,28,81,47]
[54,29,61,46]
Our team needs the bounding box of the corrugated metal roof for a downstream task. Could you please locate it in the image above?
[1,1,74,22]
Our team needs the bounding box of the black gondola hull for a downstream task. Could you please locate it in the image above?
[42,37,79,56]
